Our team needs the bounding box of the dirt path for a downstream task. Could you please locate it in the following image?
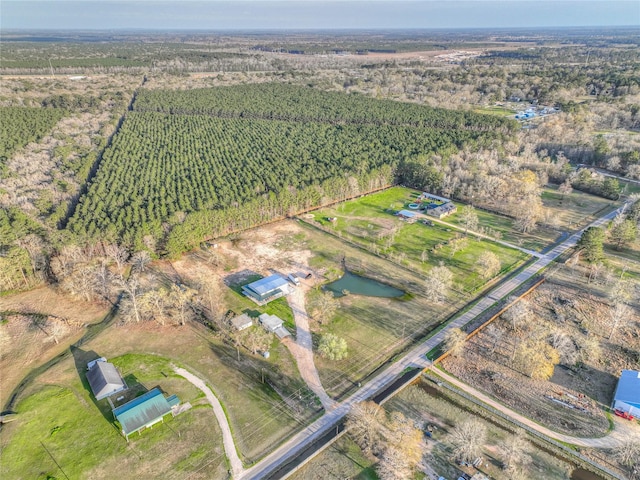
[434,368,640,448]
[284,283,336,411]
[173,366,244,478]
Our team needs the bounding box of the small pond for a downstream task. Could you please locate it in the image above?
[571,468,605,480]
[325,271,405,298]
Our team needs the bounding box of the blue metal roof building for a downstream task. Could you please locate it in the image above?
[242,274,291,304]
[613,370,640,417]
[113,388,177,439]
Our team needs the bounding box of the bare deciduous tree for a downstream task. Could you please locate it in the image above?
[114,275,142,323]
[451,418,487,464]
[346,401,385,455]
[608,302,633,340]
[309,290,339,325]
[460,205,479,234]
[502,297,531,332]
[477,251,501,280]
[444,328,467,358]
[500,431,531,474]
[104,243,129,269]
[425,264,454,303]
[131,251,151,273]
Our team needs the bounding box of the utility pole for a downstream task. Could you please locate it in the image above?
[40,441,69,480]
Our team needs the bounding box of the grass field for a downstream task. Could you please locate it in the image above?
[444,184,618,251]
[0,352,228,479]
[298,221,461,399]
[290,436,377,480]
[541,185,617,229]
[311,187,529,293]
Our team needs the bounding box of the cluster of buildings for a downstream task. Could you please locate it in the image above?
[86,358,180,440]
[395,192,458,222]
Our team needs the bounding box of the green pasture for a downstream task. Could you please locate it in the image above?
[0,354,227,479]
[313,187,528,292]
[299,222,459,399]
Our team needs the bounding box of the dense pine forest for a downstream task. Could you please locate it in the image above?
[68,84,514,252]
[0,107,66,174]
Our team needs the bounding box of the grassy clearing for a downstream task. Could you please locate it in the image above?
[290,436,377,480]
[541,184,617,230]
[473,106,515,116]
[0,353,227,479]
[311,186,528,293]
[299,221,459,399]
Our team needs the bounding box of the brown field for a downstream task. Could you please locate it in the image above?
[442,278,640,438]
[0,286,109,407]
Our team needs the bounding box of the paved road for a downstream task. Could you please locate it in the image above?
[173,366,245,478]
[239,203,626,480]
[435,369,640,449]
[284,284,336,411]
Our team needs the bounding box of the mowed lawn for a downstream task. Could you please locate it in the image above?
[1,353,228,480]
[313,187,528,293]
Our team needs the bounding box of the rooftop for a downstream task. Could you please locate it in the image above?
[231,313,253,330]
[397,209,416,218]
[614,370,640,409]
[245,274,289,296]
[86,360,127,401]
[113,388,173,437]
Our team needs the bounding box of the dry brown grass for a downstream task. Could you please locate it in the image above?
[0,286,109,406]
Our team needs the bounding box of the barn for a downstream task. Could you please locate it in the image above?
[242,274,291,305]
[612,370,640,417]
[86,358,127,401]
[113,388,179,439]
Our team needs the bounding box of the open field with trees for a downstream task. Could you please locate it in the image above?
[2,28,640,480]
[292,381,575,480]
[310,187,529,292]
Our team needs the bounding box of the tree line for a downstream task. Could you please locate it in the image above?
[133,83,517,133]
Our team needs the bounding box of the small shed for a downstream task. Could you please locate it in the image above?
[230,313,253,331]
[86,359,127,401]
[613,370,640,417]
[396,210,417,222]
[113,388,177,439]
[259,313,291,339]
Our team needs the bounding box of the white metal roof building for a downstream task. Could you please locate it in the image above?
[259,313,291,339]
[86,359,127,401]
[613,370,640,417]
[242,274,291,304]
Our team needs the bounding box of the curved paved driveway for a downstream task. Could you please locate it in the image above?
[173,366,244,478]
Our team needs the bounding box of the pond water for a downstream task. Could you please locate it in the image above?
[571,468,605,480]
[325,271,404,298]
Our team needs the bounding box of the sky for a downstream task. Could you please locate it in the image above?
[1,1,639,31]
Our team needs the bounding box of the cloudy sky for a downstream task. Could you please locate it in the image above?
[2,1,639,30]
